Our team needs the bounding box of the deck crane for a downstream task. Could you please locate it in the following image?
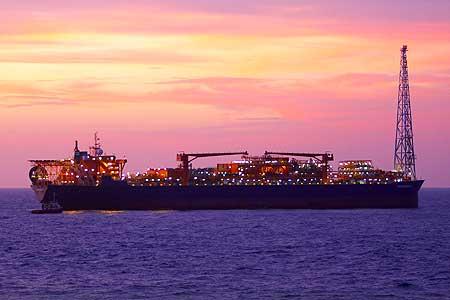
[264,151,334,183]
[177,151,248,186]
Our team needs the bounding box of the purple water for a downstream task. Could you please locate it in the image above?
[1,189,449,299]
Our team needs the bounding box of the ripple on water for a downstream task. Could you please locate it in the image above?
[0,189,449,300]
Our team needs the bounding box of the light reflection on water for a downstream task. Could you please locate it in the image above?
[63,210,84,215]
[98,210,125,215]
[63,210,175,215]
[64,210,125,215]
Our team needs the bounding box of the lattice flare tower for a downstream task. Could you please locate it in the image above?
[394,45,416,179]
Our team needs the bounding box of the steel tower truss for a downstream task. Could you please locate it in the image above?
[394,45,416,179]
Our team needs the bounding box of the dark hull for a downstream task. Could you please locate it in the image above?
[40,180,424,210]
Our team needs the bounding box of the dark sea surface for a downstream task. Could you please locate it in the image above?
[0,189,449,300]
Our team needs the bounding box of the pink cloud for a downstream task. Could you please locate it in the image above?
[4,73,447,126]
[1,3,449,40]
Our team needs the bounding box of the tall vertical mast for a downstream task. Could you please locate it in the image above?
[90,132,103,157]
[394,45,416,179]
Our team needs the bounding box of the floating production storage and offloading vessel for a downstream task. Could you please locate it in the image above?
[29,46,423,212]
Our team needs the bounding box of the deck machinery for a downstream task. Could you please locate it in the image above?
[28,135,421,211]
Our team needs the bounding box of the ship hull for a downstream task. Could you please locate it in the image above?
[38,181,424,210]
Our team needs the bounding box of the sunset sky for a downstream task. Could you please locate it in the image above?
[1,0,449,187]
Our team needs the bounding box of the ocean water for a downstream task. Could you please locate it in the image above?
[0,189,449,300]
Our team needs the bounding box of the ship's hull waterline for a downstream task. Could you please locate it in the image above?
[37,181,423,211]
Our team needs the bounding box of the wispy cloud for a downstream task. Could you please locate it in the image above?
[0,48,206,65]
[3,73,448,122]
[0,95,76,108]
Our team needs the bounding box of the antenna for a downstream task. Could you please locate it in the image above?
[394,45,416,179]
[94,132,100,149]
[90,132,104,156]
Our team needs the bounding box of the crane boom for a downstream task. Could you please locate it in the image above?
[264,151,334,183]
[265,152,331,160]
[177,151,248,185]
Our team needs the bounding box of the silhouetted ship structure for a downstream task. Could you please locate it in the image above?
[29,46,423,212]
